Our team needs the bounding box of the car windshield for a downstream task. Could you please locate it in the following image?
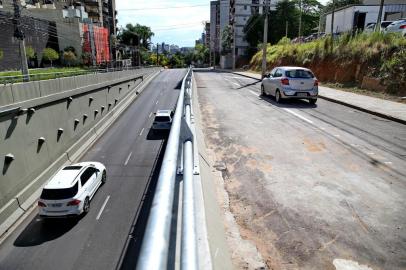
[285,70,314,78]
[154,116,170,122]
[41,182,78,200]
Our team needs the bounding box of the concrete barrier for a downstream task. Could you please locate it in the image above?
[38,78,60,97]
[0,68,160,237]
[11,81,41,103]
[0,85,14,106]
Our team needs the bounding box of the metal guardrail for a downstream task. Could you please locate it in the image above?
[0,66,158,84]
[137,68,199,270]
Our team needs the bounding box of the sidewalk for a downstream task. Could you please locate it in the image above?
[227,70,406,125]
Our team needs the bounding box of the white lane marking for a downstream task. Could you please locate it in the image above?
[149,112,153,118]
[283,108,314,124]
[384,161,392,165]
[155,100,159,105]
[334,134,341,138]
[232,82,240,86]
[139,127,145,136]
[96,195,110,220]
[214,248,219,258]
[249,90,258,96]
[124,151,132,166]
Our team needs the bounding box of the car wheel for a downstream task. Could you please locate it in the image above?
[275,90,283,103]
[83,197,90,214]
[309,99,317,105]
[101,170,107,184]
[261,85,266,96]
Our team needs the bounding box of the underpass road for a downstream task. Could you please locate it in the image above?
[195,71,406,270]
[0,69,186,270]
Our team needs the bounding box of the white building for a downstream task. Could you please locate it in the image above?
[325,0,406,34]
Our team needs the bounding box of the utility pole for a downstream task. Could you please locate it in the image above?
[285,21,288,37]
[375,0,384,32]
[330,0,335,35]
[298,0,302,40]
[232,19,236,70]
[261,0,269,79]
[156,43,159,66]
[12,0,29,82]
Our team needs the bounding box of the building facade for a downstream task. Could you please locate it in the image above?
[325,1,406,34]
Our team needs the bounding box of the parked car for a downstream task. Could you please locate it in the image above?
[38,162,106,218]
[261,66,318,104]
[152,109,174,131]
[364,21,393,33]
[384,19,406,36]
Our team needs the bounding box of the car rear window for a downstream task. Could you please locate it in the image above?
[285,70,314,78]
[40,182,78,200]
[63,166,82,170]
[154,116,170,122]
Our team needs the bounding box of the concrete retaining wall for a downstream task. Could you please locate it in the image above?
[0,68,159,231]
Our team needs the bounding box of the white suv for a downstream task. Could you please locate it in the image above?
[152,110,174,131]
[38,162,106,218]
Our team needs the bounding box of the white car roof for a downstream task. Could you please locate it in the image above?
[44,162,100,189]
[277,66,311,71]
[156,110,172,116]
[45,166,84,189]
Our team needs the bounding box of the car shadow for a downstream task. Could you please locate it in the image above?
[259,94,318,109]
[146,128,169,140]
[13,216,81,247]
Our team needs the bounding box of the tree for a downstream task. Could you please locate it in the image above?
[221,25,233,54]
[243,14,264,52]
[26,46,36,59]
[194,44,209,64]
[63,51,76,66]
[118,23,154,50]
[42,48,59,67]
[295,0,323,36]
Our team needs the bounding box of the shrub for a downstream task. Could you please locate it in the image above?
[42,48,59,67]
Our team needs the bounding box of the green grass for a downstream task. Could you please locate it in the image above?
[250,32,406,94]
[0,67,90,83]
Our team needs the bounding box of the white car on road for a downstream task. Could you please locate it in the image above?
[152,109,174,131]
[38,162,106,218]
[261,66,318,104]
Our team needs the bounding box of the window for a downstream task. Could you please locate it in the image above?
[285,69,314,78]
[274,69,283,78]
[80,167,97,186]
[154,116,171,122]
[63,166,82,170]
[244,5,247,10]
[41,182,79,200]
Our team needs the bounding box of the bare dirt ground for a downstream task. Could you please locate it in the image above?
[195,71,406,270]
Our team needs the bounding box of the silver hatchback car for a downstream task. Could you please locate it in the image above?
[261,66,318,104]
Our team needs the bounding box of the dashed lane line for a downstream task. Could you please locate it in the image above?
[283,108,314,124]
[124,152,132,166]
[139,128,145,136]
[96,195,110,220]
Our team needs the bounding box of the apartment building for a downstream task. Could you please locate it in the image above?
[210,0,220,54]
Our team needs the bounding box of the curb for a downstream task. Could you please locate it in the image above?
[0,69,161,241]
[317,95,406,125]
[217,69,406,126]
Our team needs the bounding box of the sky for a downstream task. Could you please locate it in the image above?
[116,0,330,48]
[116,0,210,47]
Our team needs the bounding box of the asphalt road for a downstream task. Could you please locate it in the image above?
[195,71,406,270]
[0,69,186,270]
